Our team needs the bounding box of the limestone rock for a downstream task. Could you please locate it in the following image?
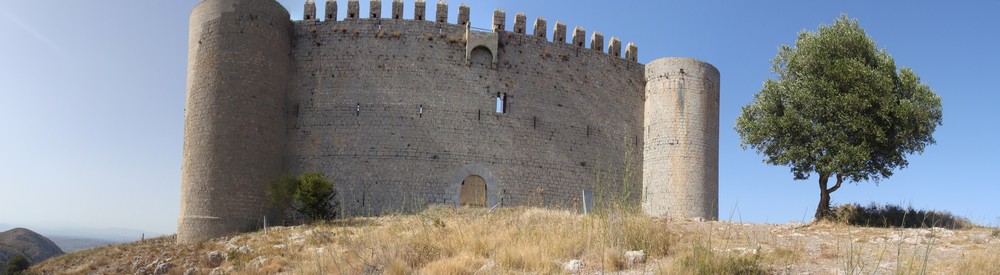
[624,250,645,265]
[563,259,583,272]
[154,262,174,274]
[206,251,225,267]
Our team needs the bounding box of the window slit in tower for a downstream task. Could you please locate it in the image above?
[356,103,360,116]
[495,93,507,113]
[419,105,424,118]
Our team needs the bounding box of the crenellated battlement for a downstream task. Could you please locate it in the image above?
[181,0,718,243]
[296,1,639,62]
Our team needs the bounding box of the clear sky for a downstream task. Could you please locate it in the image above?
[1,1,997,235]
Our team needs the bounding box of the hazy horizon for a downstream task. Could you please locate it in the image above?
[1,0,997,235]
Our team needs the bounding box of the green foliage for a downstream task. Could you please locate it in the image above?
[295,172,338,221]
[735,14,942,218]
[266,172,339,222]
[828,203,973,229]
[3,254,31,275]
[266,175,298,210]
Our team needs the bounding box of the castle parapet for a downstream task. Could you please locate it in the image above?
[626,42,638,61]
[492,9,505,32]
[370,0,381,18]
[392,0,403,19]
[305,0,317,20]
[458,3,470,25]
[572,26,585,47]
[533,17,546,38]
[608,37,621,57]
[292,1,639,61]
[553,21,566,43]
[326,0,337,20]
[414,0,426,20]
[436,0,448,23]
[514,13,526,34]
[347,0,359,18]
[591,31,604,52]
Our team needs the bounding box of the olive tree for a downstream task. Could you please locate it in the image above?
[735,15,942,220]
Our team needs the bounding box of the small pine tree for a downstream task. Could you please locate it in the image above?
[266,172,339,223]
[294,172,338,222]
[4,254,31,275]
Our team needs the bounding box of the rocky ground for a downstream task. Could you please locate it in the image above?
[30,208,1000,274]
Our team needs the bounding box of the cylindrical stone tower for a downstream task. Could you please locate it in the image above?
[178,0,291,244]
[642,57,719,220]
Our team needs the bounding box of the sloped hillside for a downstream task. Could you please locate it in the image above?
[0,228,65,268]
[31,207,1000,274]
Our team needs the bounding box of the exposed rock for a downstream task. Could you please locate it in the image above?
[154,262,174,274]
[624,250,645,265]
[184,267,198,275]
[478,260,495,272]
[249,256,268,269]
[206,251,225,267]
[563,259,583,272]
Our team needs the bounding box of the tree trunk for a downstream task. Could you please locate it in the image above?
[815,174,831,220]
[814,173,843,220]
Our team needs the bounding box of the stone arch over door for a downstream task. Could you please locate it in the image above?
[449,164,500,208]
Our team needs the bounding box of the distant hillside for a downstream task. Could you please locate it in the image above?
[0,228,64,268]
[47,236,117,253]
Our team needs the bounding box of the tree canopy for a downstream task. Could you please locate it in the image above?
[735,15,943,219]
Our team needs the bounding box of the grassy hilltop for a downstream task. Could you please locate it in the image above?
[31,206,1000,274]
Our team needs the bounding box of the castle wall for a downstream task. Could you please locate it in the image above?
[642,57,720,220]
[285,18,645,216]
[178,0,292,243]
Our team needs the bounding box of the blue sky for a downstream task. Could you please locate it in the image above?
[1,1,997,235]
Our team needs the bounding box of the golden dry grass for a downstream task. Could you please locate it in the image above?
[30,206,998,274]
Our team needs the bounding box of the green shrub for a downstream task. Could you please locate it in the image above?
[266,175,299,210]
[266,172,339,223]
[826,202,973,229]
[4,254,31,275]
[295,172,338,221]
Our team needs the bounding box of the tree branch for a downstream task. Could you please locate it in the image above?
[827,174,843,193]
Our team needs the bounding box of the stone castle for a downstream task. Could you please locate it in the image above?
[178,0,720,243]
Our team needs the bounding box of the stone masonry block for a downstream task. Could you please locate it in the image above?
[572,26,585,47]
[370,0,381,18]
[458,3,470,25]
[626,42,638,61]
[533,17,546,38]
[553,21,566,43]
[492,9,505,32]
[590,31,603,52]
[436,0,448,23]
[414,0,426,20]
[326,0,337,20]
[347,0,359,18]
[608,37,621,57]
[304,0,317,20]
[514,12,526,34]
[391,0,403,19]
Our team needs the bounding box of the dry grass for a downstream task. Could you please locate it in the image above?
[30,206,996,274]
[255,206,676,274]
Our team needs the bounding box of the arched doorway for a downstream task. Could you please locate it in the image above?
[460,175,487,207]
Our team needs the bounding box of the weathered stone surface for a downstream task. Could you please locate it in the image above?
[642,57,720,220]
[206,251,224,267]
[178,0,720,243]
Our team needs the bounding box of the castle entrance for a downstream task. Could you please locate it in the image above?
[460,175,487,207]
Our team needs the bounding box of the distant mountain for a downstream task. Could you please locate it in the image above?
[0,228,65,268]
[46,236,118,253]
[0,224,161,244]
